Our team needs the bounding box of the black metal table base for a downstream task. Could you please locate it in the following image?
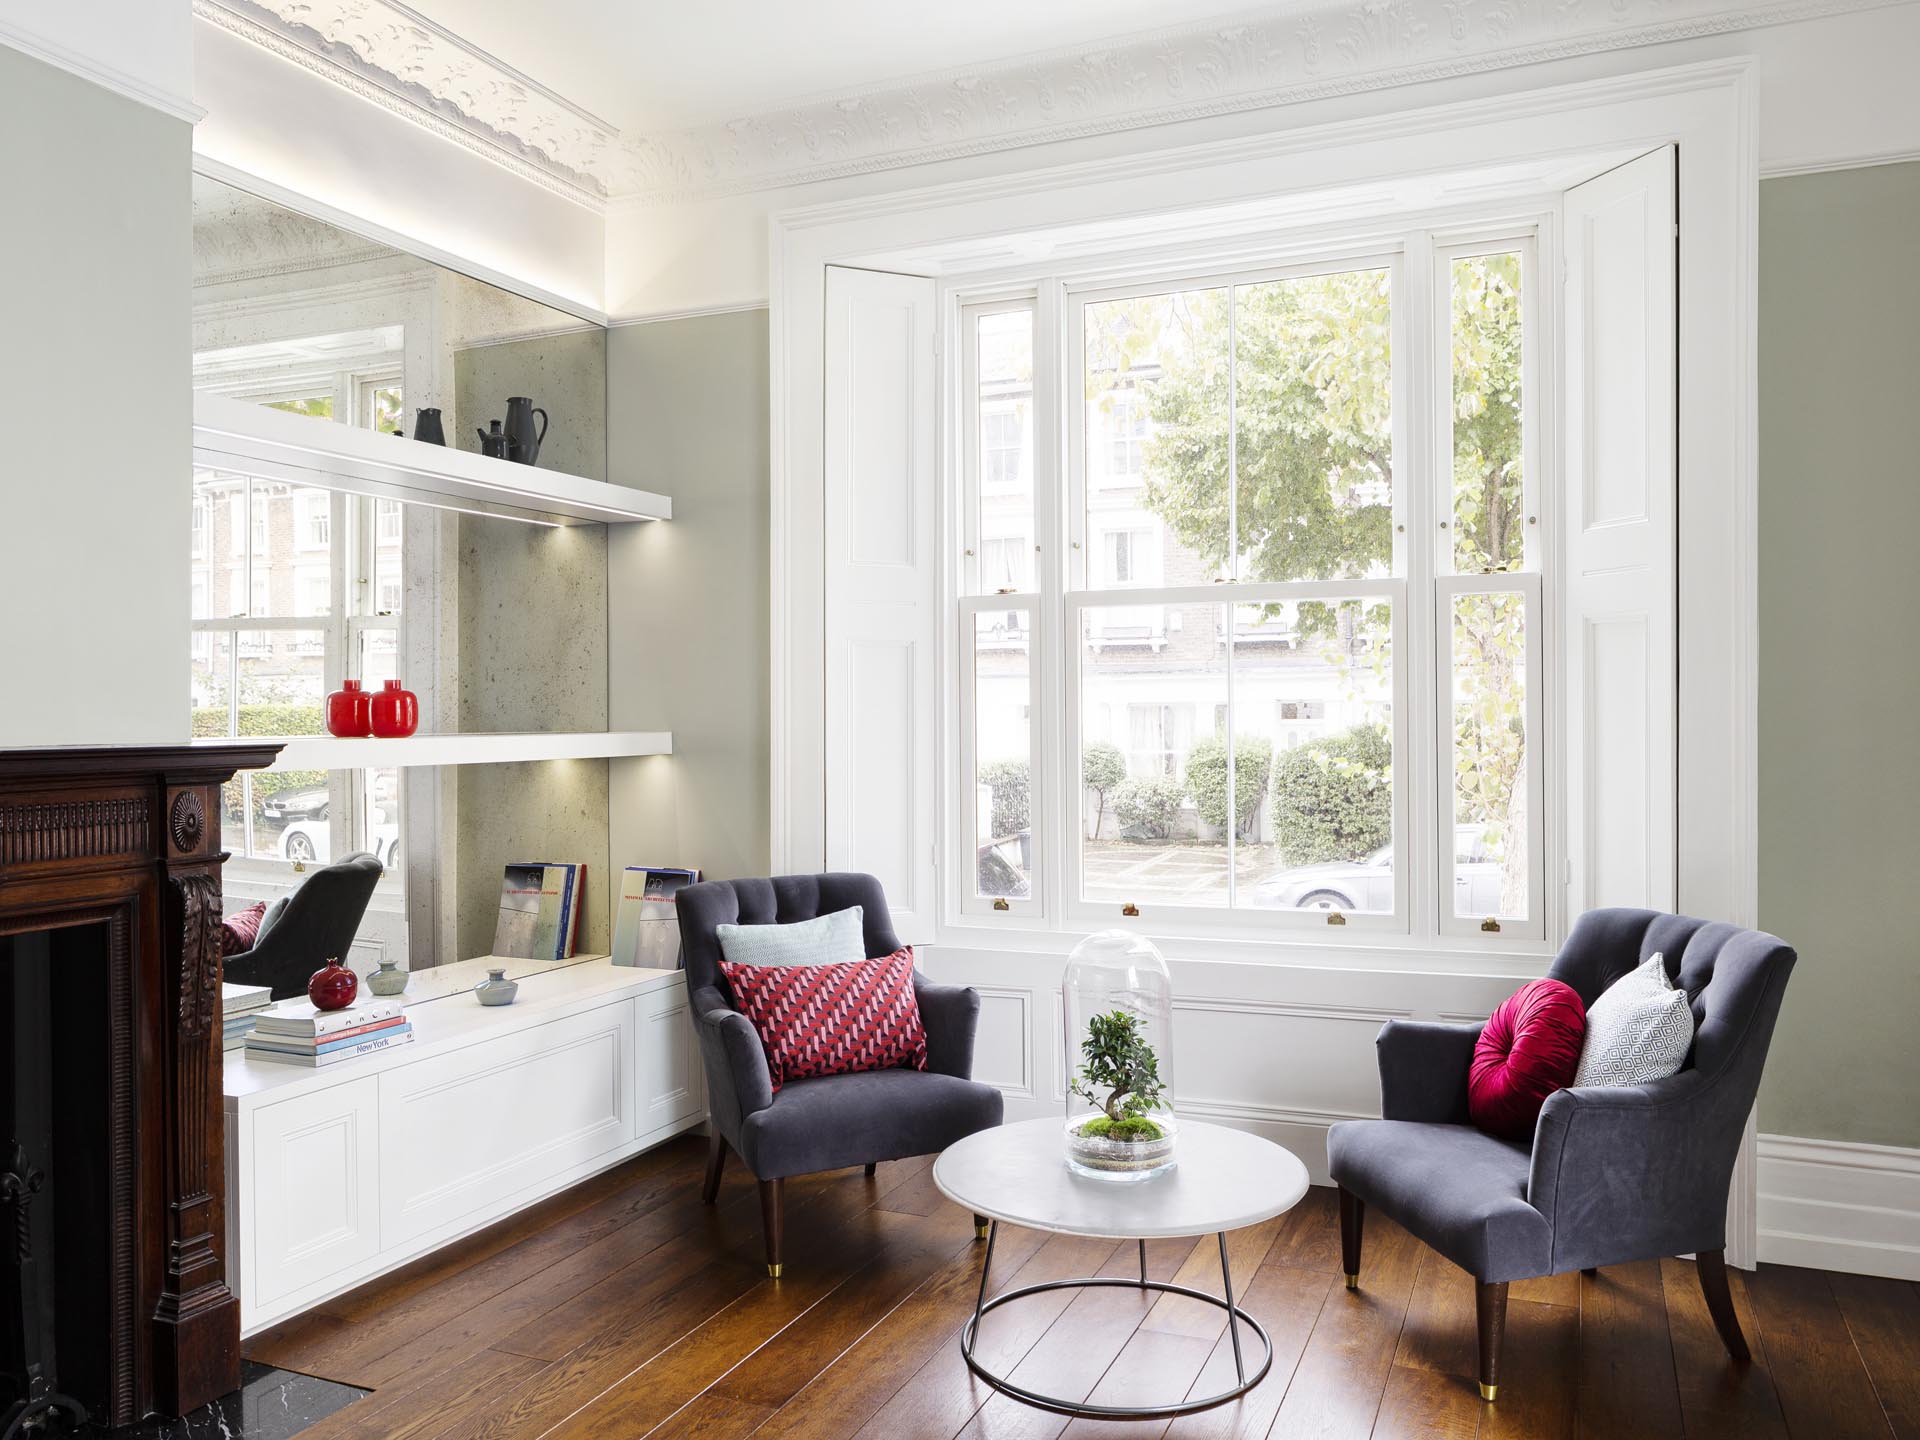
[959,1222,1274,1419]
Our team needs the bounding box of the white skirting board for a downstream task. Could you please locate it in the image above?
[1756,1134,1920,1281]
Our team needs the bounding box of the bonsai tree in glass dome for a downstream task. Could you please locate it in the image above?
[1063,930,1178,1180]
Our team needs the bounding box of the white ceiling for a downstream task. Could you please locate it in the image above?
[412,0,1281,133]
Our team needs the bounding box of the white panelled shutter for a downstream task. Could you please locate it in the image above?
[823,265,938,941]
[1563,146,1678,914]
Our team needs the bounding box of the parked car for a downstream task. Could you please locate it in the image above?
[280,819,400,870]
[1257,825,1507,914]
[260,786,329,822]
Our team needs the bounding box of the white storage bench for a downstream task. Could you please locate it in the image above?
[222,955,705,1335]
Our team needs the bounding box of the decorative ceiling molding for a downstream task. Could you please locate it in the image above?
[193,0,618,206]
[197,0,1904,209]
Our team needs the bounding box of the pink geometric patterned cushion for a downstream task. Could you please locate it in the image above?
[719,947,928,1094]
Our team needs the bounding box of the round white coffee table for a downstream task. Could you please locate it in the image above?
[932,1117,1311,1418]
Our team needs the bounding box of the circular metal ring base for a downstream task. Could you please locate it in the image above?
[959,1275,1274,1418]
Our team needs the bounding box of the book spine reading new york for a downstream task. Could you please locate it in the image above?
[493,862,586,961]
[246,1027,415,1067]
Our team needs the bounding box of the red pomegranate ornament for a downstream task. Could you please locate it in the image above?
[324,679,372,737]
[307,956,359,1012]
[369,678,419,738]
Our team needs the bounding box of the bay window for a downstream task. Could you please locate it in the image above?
[956,229,1544,944]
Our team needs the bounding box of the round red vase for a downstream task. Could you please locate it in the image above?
[369,679,419,738]
[307,957,359,1012]
[324,679,371,737]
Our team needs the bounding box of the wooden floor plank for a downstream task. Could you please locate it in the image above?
[1572,1261,1684,1439]
[1160,1262,1336,1440]
[1830,1269,1920,1439]
[1265,1206,1426,1440]
[1260,1187,1345,1276]
[1748,1263,1900,1440]
[1370,1363,1483,1439]
[1658,1256,1788,1440]
[833,1231,1117,1440]
[1392,1250,1481,1382]
[748,1221,1067,1440]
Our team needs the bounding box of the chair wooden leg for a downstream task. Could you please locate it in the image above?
[1581,1267,1598,1277]
[702,1131,727,1204]
[973,1213,990,1241]
[1338,1186,1365,1289]
[1696,1249,1751,1363]
[759,1179,785,1278]
[1476,1280,1509,1401]
[864,1162,878,1178]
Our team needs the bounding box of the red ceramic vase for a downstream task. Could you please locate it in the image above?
[369,679,419,738]
[324,679,372,738]
[307,956,359,1012]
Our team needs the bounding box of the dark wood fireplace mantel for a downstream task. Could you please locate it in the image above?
[0,742,280,1425]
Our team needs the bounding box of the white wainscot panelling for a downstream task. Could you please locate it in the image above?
[639,984,707,1132]
[379,1002,636,1248]
[968,986,1032,1098]
[1758,1135,1920,1281]
[250,1077,380,1310]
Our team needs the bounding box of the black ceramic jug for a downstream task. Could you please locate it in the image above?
[413,408,446,446]
[503,397,548,467]
[477,419,508,458]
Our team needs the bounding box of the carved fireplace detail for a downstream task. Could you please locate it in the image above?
[0,743,279,1426]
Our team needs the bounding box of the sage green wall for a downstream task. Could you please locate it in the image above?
[1756,160,1920,1148]
[451,330,614,959]
[0,47,190,745]
[606,310,772,884]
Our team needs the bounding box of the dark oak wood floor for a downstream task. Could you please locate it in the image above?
[245,1135,1920,1439]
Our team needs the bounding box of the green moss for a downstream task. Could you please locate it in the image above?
[1078,1116,1165,1143]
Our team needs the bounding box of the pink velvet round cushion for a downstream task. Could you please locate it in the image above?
[1468,978,1588,1140]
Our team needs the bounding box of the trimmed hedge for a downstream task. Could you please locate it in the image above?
[1269,724,1392,865]
[1185,735,1273,837]
[979,758,1030,840]
[1113,774,1185,840]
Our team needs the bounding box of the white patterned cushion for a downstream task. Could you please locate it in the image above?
[717,905,865,969]
[1573,951,1695,1087]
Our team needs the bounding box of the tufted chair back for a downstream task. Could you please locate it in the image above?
[1545,907,1797,1084]
[679,872,901,1006]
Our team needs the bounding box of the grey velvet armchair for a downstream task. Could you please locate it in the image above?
[678,873,1004,1276]
[1328,908,1797,1402]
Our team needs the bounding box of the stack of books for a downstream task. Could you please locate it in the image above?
[244,996,414,1068]
[221,981,273,1052]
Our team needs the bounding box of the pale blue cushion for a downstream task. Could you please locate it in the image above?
[717,905,865,968]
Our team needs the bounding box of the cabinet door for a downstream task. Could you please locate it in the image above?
[639,984,706,1134]
[379,1000,635,1248]
[250,1077,381,1308]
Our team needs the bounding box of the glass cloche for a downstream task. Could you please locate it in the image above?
[1062,929,1178,1181]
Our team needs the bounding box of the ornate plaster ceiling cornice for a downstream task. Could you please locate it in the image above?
[197,0,1907,210]
[193,0,619,206]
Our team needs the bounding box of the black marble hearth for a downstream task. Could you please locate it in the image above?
[71,1362,366,1439]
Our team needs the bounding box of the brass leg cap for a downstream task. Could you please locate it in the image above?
[975,1223,991,1240]
[767,1263,784,1279]
[1345,1273,1359,1290]
[1479,1383,1498,1402]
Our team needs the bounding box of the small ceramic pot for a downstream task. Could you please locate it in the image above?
[324,679,371,738]
[369,679,419,738]
[308,957,358,1012]
[474,968,518,1006]
[365,959,408,997]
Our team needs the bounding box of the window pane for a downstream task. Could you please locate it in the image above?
[1080,601,1227,908]
[1248,597,1395,914]
[972,609,1033,901]
[1084,288,1229,584]
[263,393,335,421]
[1234,269,1393,582]
[1450,590,1528,920]
[1450,253,1525,573]
[191,631,232,736]
[237,628,327,734]
[359,627,400,687]
[975,310,1034,593]
[363,768,401,871]
[368,385,403,435]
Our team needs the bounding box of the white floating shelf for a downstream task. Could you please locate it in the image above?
[193,392,670,527]
[197,731,673,772]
